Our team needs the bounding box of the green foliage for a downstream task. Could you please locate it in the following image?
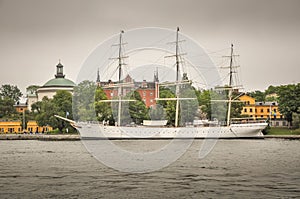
[265,96,277,102]
[26,85,39,95]
[265,85,279,95]
[210,90,227,122]
[231,92,243,119]
[0,97,16,118]
[149,104,165,120]
[266,127,300,135]
[73,80,115,124]
[196,90,211,119]
[179,86,199,125]
[0,84,22,103]
[31,101,42,113]
[157,87,176,125]
[95,86,114,124]
[73,80,98,121]
[262,124,271,135]
[34,91,74,133]
[277,83,300,127]
[165,100,176,126]
[248,90,265,102]
[292,113,300,129]
[128,91,149,125]
[35,97,57,127]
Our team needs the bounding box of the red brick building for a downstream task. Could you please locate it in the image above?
[97,71,159,108]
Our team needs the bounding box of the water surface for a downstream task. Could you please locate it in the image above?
[0,139,299,198]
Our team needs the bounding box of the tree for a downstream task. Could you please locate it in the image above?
[248,90,265,102]
[0,84,22,103]
[128,90,149,125]
[73,80,98,121]
[210,90,227,123]
[157,87,176,126]
[179,86,199,125]
[35,91,74,133]
[277,83,300,128]
[0,97,16,118]
[230,92,244,119]
[53,90,73,132]
[35,97,57,129]
[196,90,211,119]
[149,104,165,120]
[31,101,42,113]
[265,85,279,95]
[26,85,39,95]
[95,86,114,124]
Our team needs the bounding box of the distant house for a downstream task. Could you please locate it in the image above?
[96,70,159,108]
[239,94,287,127]
[0,120,52,134]
[14,97,28,113]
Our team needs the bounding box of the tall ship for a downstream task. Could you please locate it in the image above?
[57,28,267,139]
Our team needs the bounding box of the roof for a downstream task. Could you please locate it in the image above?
[42,78,76,88]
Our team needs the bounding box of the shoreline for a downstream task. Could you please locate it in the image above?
[0,134,80,141]
[0,134,300,140]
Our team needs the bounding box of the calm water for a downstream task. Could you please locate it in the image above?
[0,139,299,198]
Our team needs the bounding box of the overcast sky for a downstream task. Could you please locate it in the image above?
[0,0,299,94]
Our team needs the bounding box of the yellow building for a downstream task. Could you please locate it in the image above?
[26,121,53,133]
[239,95,256,119]
[0,120,52,134]
[239,94,284,120]
[0,121,22,133]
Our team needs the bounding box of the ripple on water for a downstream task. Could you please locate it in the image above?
[0,139,299,198]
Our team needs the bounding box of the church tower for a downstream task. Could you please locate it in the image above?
[55,61,65,78]
[96,68,101,86]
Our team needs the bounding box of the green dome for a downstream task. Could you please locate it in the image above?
[43,78,76,88]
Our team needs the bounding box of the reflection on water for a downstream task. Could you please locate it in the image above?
[0,139,299,198]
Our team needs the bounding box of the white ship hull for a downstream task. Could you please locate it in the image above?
[76,122,267,139]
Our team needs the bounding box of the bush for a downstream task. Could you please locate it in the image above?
[292,113,300,129]
[262,124,271,135]
[45,128,60,134]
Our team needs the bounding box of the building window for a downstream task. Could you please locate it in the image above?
[267,108,270,112]
[244,108,247,113]
[150,99,153,103]
[261,115,263,118]
[250,108,253,113]
[274,109,277,112]
[143,91,146,96]
[261,109,263,113]
[150,92,153,96]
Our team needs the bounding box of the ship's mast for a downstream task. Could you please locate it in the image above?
[158,28,195,127]
[118,30,124,83]
[117,30,125,126]
[175,27,180,127]
[226,44,234,126]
